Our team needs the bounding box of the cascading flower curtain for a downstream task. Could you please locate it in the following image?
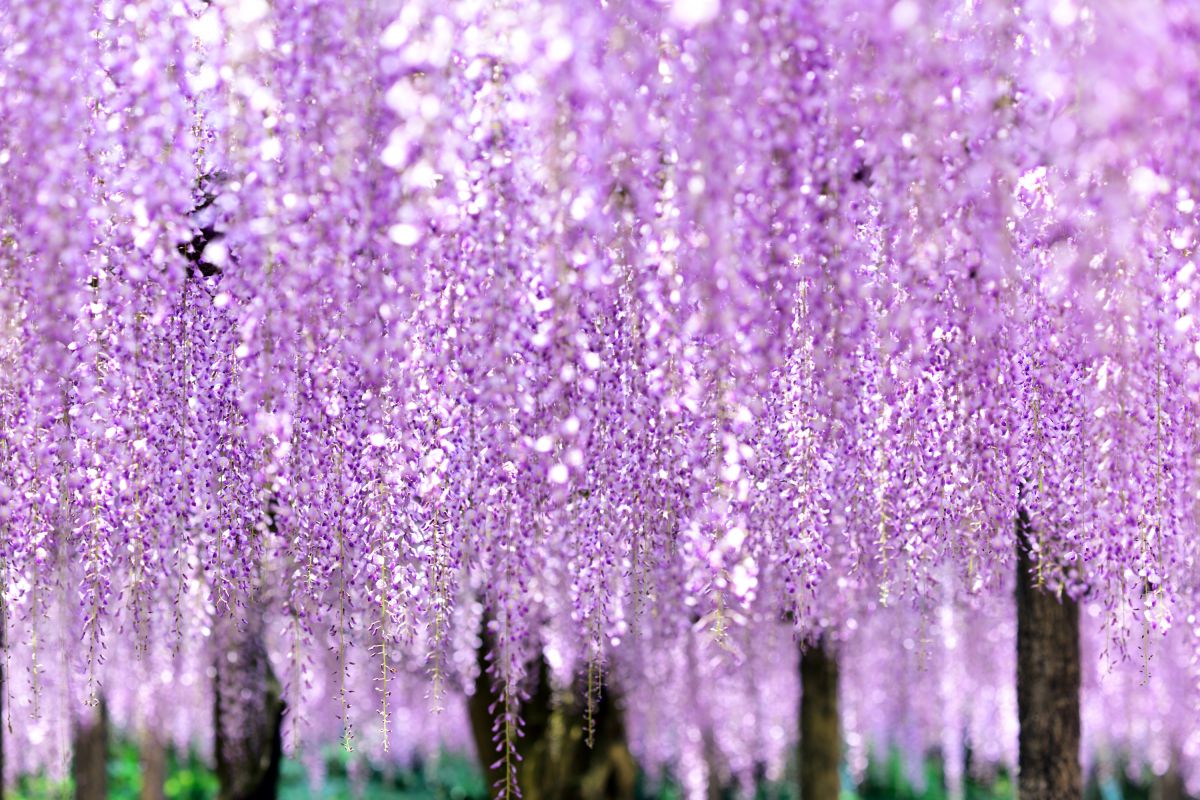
[2,0,1200,796]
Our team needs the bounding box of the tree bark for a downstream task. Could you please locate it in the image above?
[1151,755,1187,800]
[72,699,108,800]
[468,622,636,800]
[140,730,168,800]
[799,636,840,800]
[214,611,284,800]
[702,727,726,800]
[1016,509,1082,800]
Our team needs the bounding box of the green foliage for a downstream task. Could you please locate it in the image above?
[5,742,1161,799]
[276,747,490,800]
[161,748,221,800]
[10,738,218,800]
[855,751,1013,800]
[12,772,71,800]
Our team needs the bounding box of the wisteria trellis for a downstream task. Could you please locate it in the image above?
[1,0,1199,794]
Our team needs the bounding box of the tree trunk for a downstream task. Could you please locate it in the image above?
[703,727,726,800]
[72,699,108,800]
[468,622,636,800]
[1016,510,1082,800]
[799,636,840,800]
[1151,755,1187,800]
[214,611,284,800]
[140,730,168,800]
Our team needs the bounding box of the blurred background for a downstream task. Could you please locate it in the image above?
[10,743,1182,800]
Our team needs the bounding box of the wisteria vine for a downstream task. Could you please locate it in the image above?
[2,0,1200,795]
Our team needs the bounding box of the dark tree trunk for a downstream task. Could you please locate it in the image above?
[702,728,726,800]
[1151,756,1188,800]
[799,636,840,800]
[72,699,108,800]
[214,611,284,800]
[468,622,636,800]
[1016,509,1082,800]
[140,731,168,800]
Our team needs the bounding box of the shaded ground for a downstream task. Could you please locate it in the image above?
[8,741,1170,799]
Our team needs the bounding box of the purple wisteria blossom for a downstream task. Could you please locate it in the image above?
[1,0,1199,796]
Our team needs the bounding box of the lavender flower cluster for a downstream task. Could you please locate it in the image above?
[1,0,1199,794]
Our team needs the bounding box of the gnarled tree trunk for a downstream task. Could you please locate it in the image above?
[799,636,840,800]
[72,699,108,800]
[214,609,284,800]
[468,622,636,800]
[1016,509,1081,800]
